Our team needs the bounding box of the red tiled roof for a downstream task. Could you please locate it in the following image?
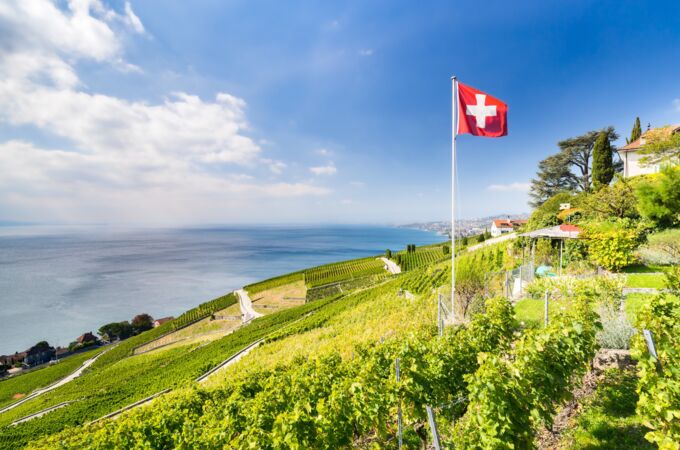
[619,125,680,152]
[493,219,527,228]
[559,224,581,232]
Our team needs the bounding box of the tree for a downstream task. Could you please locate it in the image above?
[131,314,154,334]
[385,249,391,259]
[442,245,450,255]
[98,321,134,341]
[580,176,638,219]
[635,165,680,228]
[592,131,615,189]
[462,236,469,246]
[627,117,642,144]
[558,127,619,192]
[529,152,576,207]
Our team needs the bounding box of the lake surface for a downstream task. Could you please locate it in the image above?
[0,225,443,354]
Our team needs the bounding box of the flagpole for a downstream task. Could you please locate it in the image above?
[451,75,457,324]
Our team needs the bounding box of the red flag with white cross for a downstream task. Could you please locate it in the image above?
[457,82,507,137]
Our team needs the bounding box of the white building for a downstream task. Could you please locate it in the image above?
[490,219,527,238]
[618,125,680,177]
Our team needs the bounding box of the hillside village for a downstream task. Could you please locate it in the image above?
[0,118,678,449]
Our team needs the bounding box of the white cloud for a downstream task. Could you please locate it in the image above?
[486,182,531,192]
[0,0,329,223]
[123,2,145,34]
[359,49,374,56]
[310,164,337,176]
[262,159,287,174]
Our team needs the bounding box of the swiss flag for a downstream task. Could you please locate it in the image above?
[457,82,507,137]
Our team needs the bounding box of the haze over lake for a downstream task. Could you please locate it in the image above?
[0,225,443,354]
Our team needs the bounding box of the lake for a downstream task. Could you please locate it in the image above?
[0,225,443,354]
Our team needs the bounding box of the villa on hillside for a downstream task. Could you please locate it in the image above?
[490,219,528,237]
[618,124,680,177]
[153,316,174,328]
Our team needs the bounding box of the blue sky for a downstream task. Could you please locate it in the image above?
[0,0,679,224]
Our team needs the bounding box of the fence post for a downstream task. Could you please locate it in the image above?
[643,329,662,371]
[426,406,442,450]
[544,291,550,327]
[396,358,403,449]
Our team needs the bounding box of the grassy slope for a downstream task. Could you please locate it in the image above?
[0,347,103,409]
[559,369,653,449]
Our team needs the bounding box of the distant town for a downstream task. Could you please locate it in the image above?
[401,213,530,238]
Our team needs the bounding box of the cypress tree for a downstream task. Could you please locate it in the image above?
[627,117,642,144]
[592,131,614,189]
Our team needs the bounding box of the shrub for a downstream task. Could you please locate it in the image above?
[638,228,680,265]
[635,165,680,229]
[582,219,645,271]
[597,304,635,349]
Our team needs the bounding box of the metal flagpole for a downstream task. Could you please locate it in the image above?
[451,75,457,323]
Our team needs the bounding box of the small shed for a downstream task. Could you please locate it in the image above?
[519,224,582,275]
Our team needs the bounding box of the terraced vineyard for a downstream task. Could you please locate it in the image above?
[399,263,451,294]
[244,271,304,294]
[0,347,103,410]
[305,273,389,301]
[394,246,448,271]
[168,292,237,331]
[0,295,344,449]
[303,257,386,287]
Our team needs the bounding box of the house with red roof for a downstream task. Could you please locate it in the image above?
[490,219,528,238]
[618,125,680,177]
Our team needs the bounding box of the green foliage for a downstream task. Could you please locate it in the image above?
[627,117,642,144]
[399,264,450,295]
[98,321,134,341]
[527,191,579,230]
[638,229,680,265]
[305,274,388,301]
[385,249,391,259]
[244,272,304,294]
[529,152,577,207]
[0,296,343,448]
[582,219,645,271]
[581,176,639,219]
[559,368,653,449]
[395,247,448,272]
[454,295,600,449]
[592,131,615,189]
[636,165,680,228]
[303,258,386,288]
[29,297,518,450]
[442,245,449,255]
[169,292,237,330]
[131,314,153,334]
[631,293,680,448]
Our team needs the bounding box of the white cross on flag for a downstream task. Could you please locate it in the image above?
[457,81,507,137]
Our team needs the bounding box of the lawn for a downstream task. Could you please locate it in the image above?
[621,264,668,274]
[624,293,655,326]
[514,296,572,328]
[626,273,667,289]
[559,368,653,449]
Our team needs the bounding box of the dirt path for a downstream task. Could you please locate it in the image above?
[0,346,112,415]
[380,257,402,274]
[236,288,263,323]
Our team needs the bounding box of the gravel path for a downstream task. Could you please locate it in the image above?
[380,257,402,274]
[236,289,263,323]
